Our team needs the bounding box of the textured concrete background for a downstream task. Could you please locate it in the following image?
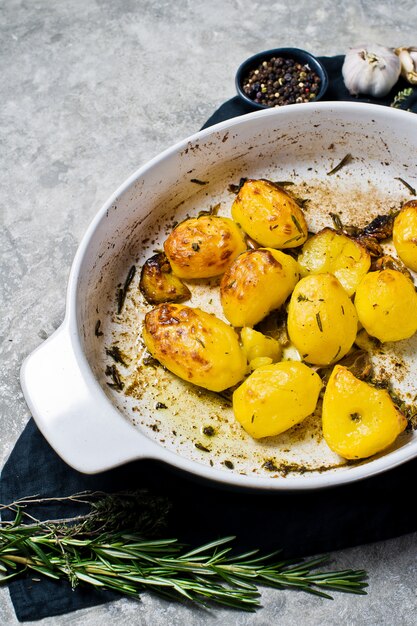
[1,0,417,623]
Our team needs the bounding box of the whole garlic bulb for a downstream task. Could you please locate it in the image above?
[342,44,401,97]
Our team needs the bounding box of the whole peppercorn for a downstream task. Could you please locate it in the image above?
[242,56,322,107]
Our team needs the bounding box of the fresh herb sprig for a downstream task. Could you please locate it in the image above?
[390,87,413,108]
[0,492,368,610]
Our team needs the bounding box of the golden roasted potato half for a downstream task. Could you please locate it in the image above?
[233,361,322,438]
[287,273,358,365]
[240,327,282,370]
[139,253,191,305]
[298,228,370,296]
[354,269,417,342]
[143,303,247,392]
[322,365,407,460]
[163,215,246,279]
[393,200,417,271]
[220,248,300,327]
[231,179,308,248]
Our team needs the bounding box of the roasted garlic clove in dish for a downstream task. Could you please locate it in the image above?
[139,252,191,305]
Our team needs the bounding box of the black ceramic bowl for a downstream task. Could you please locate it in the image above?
[236,47,329,110]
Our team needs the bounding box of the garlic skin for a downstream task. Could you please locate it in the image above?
[342,45,401,97]
[395,47,417,85]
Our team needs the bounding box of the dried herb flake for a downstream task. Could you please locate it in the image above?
[282,235,303,245]
[117,265,136,314]
[263,459,279,472]
[327,153,353,176]
[291,214,303,233]
[195,442,211,453]
[106,345,128,366]
[106,364,124,391]
[228,177,248,194]
[333,345,341,361]
[329,212,343,230]
[395,177,416,196]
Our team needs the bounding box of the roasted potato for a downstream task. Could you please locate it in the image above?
[142,303,247,392]
[354,269,417,342]
[163,215,246,279]
[240,327,282,370]
[139,253,191,304]
[233,361,322,438]
[220,248,300,327]
[322,365,407,460]
[297,228,370,296]
[287,274,358,365]
[393,200,417,271]
[231,179,308,248]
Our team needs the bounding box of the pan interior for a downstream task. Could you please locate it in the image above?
[77,106,417,480]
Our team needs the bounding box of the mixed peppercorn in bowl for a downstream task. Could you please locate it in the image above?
[235,47,328,109]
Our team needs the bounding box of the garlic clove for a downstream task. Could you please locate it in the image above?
[395,47,417,85]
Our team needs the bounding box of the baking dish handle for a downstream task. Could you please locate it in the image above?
[20,323,162,473]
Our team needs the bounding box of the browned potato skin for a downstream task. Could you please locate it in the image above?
[143,303,247,392]
[220,248,300,327]
[164,215,247,279]
[139,253,191,305]
[231,179,308,248]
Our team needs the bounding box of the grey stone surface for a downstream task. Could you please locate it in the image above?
[1,0,417,623]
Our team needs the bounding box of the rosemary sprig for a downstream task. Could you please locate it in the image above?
[390,87,413,108]
[0,493,368,610]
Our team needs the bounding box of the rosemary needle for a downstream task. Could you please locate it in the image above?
[0,492,368,611]
[327,153,353,176]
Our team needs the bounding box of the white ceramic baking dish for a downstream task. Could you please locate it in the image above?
[21,102,417,490]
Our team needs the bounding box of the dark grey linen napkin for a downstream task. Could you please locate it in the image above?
[1,55,417,622]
